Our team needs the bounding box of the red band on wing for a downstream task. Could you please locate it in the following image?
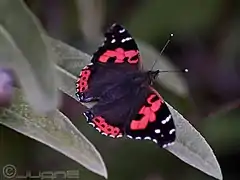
[99,48,139,64]
[93,116,122,137]
[77,68,91,93]
[130,94,163,130]
[147,94,162,112]
[125,50,139,64]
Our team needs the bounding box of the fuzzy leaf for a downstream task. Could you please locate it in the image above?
[0,0,59,113]
[0,88,107,178]
[165,102,222,180]
[49,37,222,179]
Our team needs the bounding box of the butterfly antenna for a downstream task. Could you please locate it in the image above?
[150,33,174,71]
[150,34,189,74]
[158,68,189,73]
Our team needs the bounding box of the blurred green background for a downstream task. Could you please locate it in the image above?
[1,0,240,180]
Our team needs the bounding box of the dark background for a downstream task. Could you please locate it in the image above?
[1,0,240,180]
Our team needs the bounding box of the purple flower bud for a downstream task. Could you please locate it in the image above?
[0,69,13,107]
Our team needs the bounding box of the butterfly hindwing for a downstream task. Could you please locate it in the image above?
[82,81,176,147]
[125,87,176,148]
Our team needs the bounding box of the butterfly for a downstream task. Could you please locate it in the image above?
[76,23,176,148]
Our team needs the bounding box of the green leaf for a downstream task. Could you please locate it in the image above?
[0,0,59,113]
[0,89,107,179]
[50,37,222,179]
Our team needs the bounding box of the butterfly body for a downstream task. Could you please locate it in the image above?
[76,23,176,148]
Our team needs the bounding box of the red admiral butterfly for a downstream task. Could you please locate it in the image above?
[76,23,176,148]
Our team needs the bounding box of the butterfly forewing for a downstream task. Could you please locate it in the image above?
[76,24,142,103]
[92,23,141,69]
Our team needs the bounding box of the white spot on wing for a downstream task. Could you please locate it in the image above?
[96,128,101,132]
[117,134,123,138]
[169,129,175,134]
[154,129,161,134]
[111,39,116,43]
[121,37,132,43]
[162,142,175,148]
[127,135,133,139]
[168,142,174,146]
[144,136,151,140]
[161,115,172,124]
[135,137,141,140]
[88,122,95,127]
[109,135,115,138]
[119,29,125,33]
[162,144,168,148]
[152,139,158,144]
